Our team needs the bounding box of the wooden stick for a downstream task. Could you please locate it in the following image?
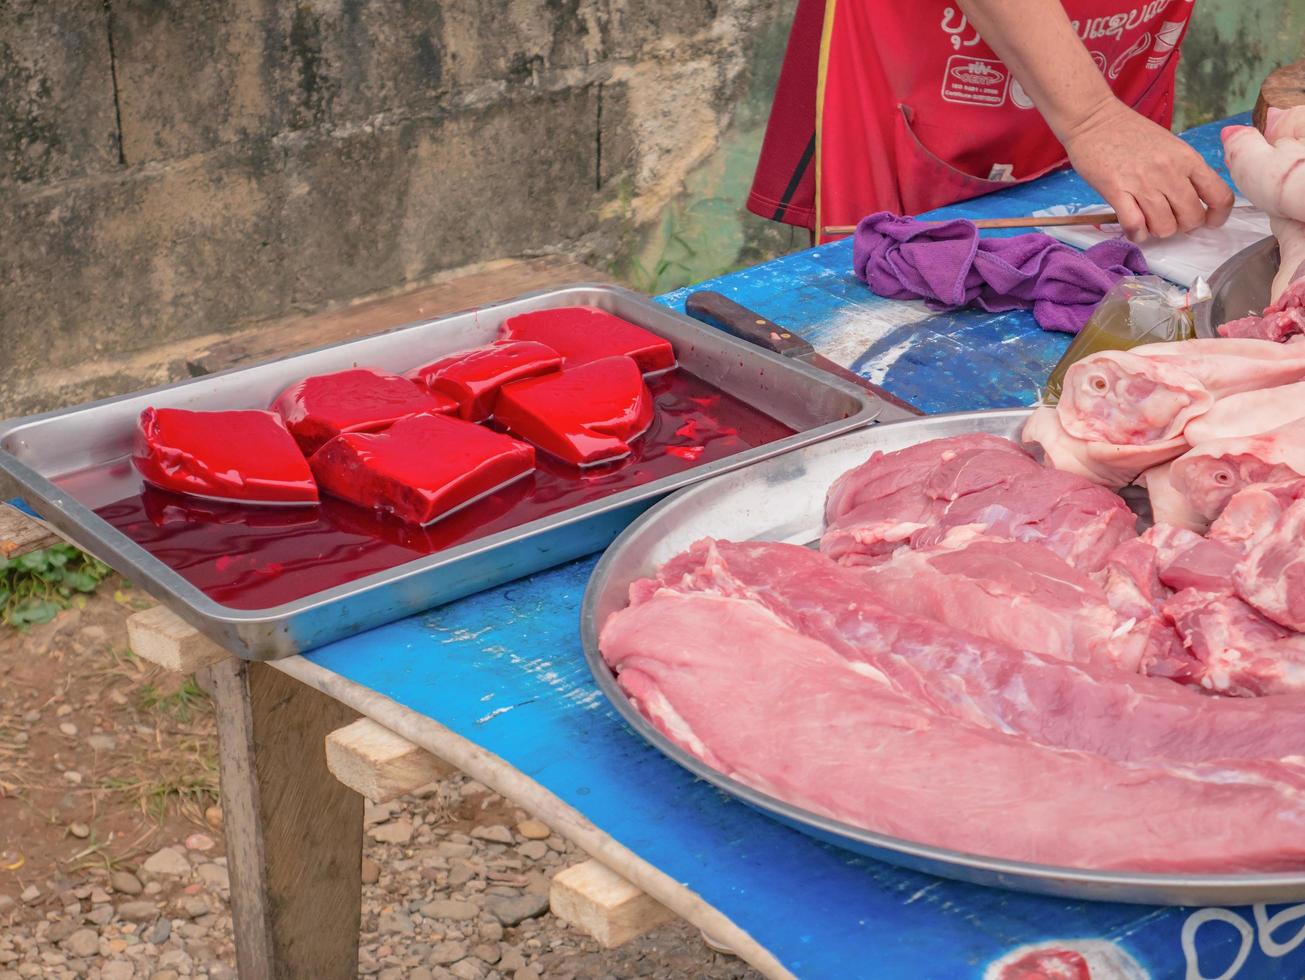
[822,211,1118,236]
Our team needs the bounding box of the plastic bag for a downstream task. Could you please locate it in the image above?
[1043,275,1210,402]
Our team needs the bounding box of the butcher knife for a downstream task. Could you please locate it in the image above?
[683,291,924,422]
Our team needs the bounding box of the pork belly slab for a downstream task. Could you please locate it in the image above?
[600,588,1305,872]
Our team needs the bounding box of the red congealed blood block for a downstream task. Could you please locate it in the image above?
[133,408,319,505]
[410,340,563,422]
[494,355,654,467]
[498,307,676,374]
[309,414,536,526]
[271,367,457,455]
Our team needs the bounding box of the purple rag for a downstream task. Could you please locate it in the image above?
[851,211,1149,334]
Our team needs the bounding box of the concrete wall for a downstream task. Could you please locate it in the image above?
[0,0,793,414]
[0,0,1299,414]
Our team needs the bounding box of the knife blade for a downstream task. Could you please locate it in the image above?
[683,291,924,422]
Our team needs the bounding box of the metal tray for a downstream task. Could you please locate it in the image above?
[581,408,1305,904]
[0,284,880,660]
[1195,235,1278,338]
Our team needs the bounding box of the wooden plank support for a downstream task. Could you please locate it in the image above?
[550,859,677,948]
[0,502,61,558]
[325,718,454,803]
[127,605,229,674]
[198,658,363,980]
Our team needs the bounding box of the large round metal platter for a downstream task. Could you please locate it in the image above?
[1195,236,1279,338]
[580,409,1305,905]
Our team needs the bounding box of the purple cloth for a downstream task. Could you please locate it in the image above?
[851,211,1149,334]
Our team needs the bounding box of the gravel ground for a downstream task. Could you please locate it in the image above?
[0,593,763,979]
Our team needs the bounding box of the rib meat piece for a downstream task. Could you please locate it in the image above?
[823,432,1136,572]
[1235,494,1305,632]
[133,408,319,505]
[600,587,1305,871]
[1164,588,1305,697]
[645,539,1305,765]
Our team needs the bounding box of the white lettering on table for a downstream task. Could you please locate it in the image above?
[1181,904,1305,979]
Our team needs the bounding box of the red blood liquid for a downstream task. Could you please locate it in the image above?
[57,371,793,610]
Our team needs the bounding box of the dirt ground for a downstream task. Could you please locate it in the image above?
[0,580,760,980]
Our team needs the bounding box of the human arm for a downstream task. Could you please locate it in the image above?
[955,0,1234,240]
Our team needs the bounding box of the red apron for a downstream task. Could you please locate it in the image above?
[747,0,1193,243]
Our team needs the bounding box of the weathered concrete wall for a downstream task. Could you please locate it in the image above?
[1174,0,1305,129]
[0,0,791,414]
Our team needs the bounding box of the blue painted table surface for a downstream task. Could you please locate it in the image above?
[305,116,1305,979]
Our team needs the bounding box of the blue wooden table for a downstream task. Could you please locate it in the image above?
[262,115,1305,979]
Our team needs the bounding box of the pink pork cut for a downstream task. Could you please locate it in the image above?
[1168,415,1305,523]
[1141,523,1240,594]
[822,432,1136,573]
[1164,588,1305,697]
[1183,377,1305,443]
[1235,493,1305,632]
[842,526,1152,671]
[644,539,1305,766]
[600,588,1305,872]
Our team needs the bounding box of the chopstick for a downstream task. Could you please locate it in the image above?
[822,212,1119,236]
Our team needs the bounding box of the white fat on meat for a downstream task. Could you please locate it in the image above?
[1058,351,1211,444]
[1183,379,1305,443]
[1164,588,1305,697]
[1235,494,1305,632]
[600,587,1305,872]
[1141,461,1206,532]
[1021,406,1188,489]
[1168,415,1305,522]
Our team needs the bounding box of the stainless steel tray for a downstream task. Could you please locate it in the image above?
[0,284,880,660]
[1195,235,1278,338]
[581,408,1305,904]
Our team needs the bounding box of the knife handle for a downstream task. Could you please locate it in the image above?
[684,291,815,360]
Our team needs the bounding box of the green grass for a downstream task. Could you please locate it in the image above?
[138,676,207,722]
[0,544,112,628]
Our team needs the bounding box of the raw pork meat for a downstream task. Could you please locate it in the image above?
[409,341,562,422]
[600,587,1305,871]
[272,368,456,455]
[494,356,654,466]
[1140,462,1205,531]
[1142,523,1238,593]
[1021,407,1188,489]
[1221,123,1305,223]
[133,408,319,505]
[845,527,1149,671]
[1164,588,1305,697]
[1235,494,1305,632]
[309,414,534,525]
[499,307,676,374]
[1183,378,1305,443]
[1168,416,1305,522]
[645,539,1305,766]
[1058,350,1211,444]
[822,432,1136,572]
[1209,480,1305,555]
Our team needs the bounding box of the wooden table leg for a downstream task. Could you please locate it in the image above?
[199,658,363,980]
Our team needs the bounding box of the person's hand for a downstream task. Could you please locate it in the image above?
[1060,97,1235,241]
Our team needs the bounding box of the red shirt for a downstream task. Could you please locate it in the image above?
[748,0,1193,242]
